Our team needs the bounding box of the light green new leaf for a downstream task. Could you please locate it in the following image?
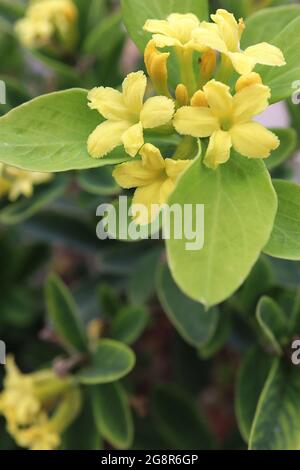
[249,360,300,450]
[0,89,130,172]
[121,0,209,52]
[166,154,277,307]
[90,382,133,449]
[242,6,300,103]
[235,347,273,443]
[0,176,68,225]
[264,180,300,260]
[256,296,287,355]
[45,274,88,353]
[156,264,219,348]
[265,128,297,171]
[78,339,135,384]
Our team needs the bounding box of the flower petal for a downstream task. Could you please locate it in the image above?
[113,161,156,189]
[233,84,271,123]
[121,122,144,157]
[165,158,191,181]
[87,120,130,158]
[211,9,239,51]
[192,23,227,52]
[87,87,128,121]
[226,51,256,75]
[140,144,165,170]
[122,71,147,116]
[230,122,280,158]
[132,180,164,225]
[143,19,174,37]
[159,178,175,204]
[174,106,219,138]
[151,33,181,48]
[204,130,232,169]
[203,80,233,119]
[244,42,286,67]
[140,96,174,129]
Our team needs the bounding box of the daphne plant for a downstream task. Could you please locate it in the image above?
[0,1,300,310]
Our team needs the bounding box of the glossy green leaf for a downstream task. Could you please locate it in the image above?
[90,382,133,449]
[264,180,300,260]
[265,128,297,171]
[78,339,135,384]
[0,176,68,225]
[235,347,273,443]
[63,391,103,450]
[45,274,88,353]
[166,154,277,307]
[0,89,130,172]
[256,296,286,355]
[111,305,150,345]
[156,264,219,348]
[152,385,213,450]
[242,6,300,103]
[121,0,209,52]
[249,360,300,450]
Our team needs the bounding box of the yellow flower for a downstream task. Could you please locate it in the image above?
[0,356,41,427]
[192,9,285,75]
[15,0,78,50]
[0,356,81,451]
[143,13,203,51]
[113,143,191,225]
[13,413,61,451]
[87,71,175,159]
[0,165,53,201]
[173,74,280,169]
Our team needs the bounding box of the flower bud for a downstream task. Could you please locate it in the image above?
[235,72,263,92]
[175,84,189,107]
[199,49,217,83]
[191,90,209,107]
[144,40,170,97]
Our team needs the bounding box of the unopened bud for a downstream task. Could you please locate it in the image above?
[238,18,245,39]
[191,90,208,107]
[199,49,216,82]
[175,84,189,107]
[144,40,170,96]
[235,72,262,92]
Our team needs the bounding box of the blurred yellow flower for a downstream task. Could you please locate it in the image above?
[15,0,78,51]
[113,143,191,225]
[87,71,175,159]
[0,356,81,451]
[174,74,279,169]
[192,9,285,75]
[0,164,53,201]
[143,13,202,51]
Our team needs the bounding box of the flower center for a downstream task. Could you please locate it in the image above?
[220,117,232,132]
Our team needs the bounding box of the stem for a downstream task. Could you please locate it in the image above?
[216,54,234,84]
[176,48,197,97]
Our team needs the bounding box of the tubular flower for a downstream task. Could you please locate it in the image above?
[15,0,78,51]
[192,9,285,75]
[0,164,53,201]
[144,40,170,97]
[113,143,191,224]
[143,13,203,51]
[173,74,280,169]
[0,356,81,451]
[87,71,175,158]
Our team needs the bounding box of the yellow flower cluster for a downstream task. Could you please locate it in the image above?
[87,9,285,223]
[15,0,78,52]
[0,163,52,201]
[0,356,81,450]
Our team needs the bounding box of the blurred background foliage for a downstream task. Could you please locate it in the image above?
[0,0,300,451]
